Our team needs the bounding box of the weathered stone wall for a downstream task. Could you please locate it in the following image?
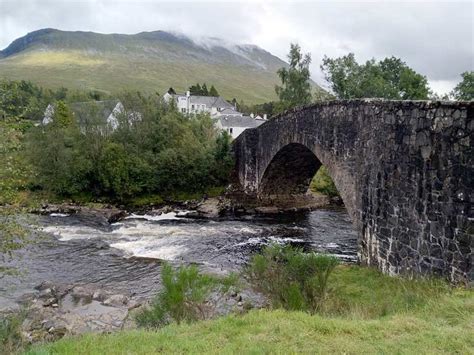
[231,99,473,283]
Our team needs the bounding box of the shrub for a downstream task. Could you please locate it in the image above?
[0,312,26,354]
[247,244,339,313]
[136,263,236,328]
[310,165,339,198]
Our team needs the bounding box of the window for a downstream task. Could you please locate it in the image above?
[181,108,186,113]
[191,105,195,110]
[229,128,233,134]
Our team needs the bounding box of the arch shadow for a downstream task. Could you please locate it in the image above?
[259,143,322,196]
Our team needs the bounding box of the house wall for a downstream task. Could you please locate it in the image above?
[223,126,246,139]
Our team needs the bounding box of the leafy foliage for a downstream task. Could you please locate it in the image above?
[51,100,74,128]
[26,93,233,202]
[275,44,312,112]
[247,244,339,314]
[0,79,109,122]
[27,112,92,196]
[310,166,339,197]
[451,71,474,100]
[136,263,236,328]
[321,53,430,100]
[0,119,34,205]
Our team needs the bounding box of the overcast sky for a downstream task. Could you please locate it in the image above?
[1,0,472,94]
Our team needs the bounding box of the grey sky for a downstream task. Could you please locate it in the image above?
[1,0,472,94]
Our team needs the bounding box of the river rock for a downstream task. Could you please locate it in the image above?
[255,206,281,214]
[92,289,108,302]
[70,286,93,302]
[38,288,54,299]
[196,197,229,218]
[103,294,128,307]
[35,281,56,291]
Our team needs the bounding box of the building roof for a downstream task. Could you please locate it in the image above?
[172,94,234,109]
[218,115,266,128]
[218,108,242,116]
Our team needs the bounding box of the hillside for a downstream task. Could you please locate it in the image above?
[0,29,321,103]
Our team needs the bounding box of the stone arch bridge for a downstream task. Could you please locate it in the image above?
[231,100,473,283]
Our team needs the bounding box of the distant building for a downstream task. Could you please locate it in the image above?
[163,91,234,115]
[42,100,140,131]
[214,108,243,117]
[215,115,266,139]
[163,91,268,138]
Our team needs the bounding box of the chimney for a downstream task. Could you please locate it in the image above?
[186,91,190,97]
[263,114,267,120]
[250,113,254,118]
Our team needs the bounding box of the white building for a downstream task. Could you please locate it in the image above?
[215,115,266,139]
[163,91,268,138]
[163,91,235,115]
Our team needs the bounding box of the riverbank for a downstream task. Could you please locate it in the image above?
[1,206,358,351]
[26,266,474,354]
[26,189,336,222]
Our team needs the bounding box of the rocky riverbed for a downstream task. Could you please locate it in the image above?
[17,279,267,343]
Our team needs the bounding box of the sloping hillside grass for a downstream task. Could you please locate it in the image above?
[0,29,327,104]
[28,266,474,354]
[0,50,281,103]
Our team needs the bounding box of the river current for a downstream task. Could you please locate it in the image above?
[0,208,357,310]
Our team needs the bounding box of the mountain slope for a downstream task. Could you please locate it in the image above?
[0,29,321,103]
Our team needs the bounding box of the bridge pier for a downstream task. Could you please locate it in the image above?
[231,100,473,283]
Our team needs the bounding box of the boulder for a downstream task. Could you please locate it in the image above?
[103,294,128,307]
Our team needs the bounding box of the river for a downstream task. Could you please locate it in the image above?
[0,208,357,311]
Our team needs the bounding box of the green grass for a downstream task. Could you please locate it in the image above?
[27,266,474,354]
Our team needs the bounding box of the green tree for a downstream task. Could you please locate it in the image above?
[189,83,202,96]
[321,53,430,100]
[209,85,219,97]
[27,120,92,195]
[0,79,49,120]
[97,142,151,200]
[451,71,474,100]
[275,43,312,112]
[212,131,233,184]
[52,101,74,128]
[201,83,209,96]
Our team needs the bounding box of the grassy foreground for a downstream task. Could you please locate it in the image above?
[28,266,473,354]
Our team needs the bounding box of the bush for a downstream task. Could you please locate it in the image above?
[247,245,339,313]
[25,94,233,202]
[310,165,339,198]
[0,312,26,354]
[136,263,236,328]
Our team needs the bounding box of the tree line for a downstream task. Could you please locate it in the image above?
[237,45,472,118]
[25,93,233,202]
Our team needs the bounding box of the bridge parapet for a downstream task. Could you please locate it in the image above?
[231,100,473,283]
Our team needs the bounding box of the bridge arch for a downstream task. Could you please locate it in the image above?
[259,143,321,196]
[231,100,473,283]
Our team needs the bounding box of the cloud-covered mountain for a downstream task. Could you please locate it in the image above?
[0,28,321,103]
